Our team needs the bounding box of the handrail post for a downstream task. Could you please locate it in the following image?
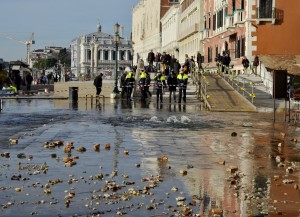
[252,83,254,104]
[243,79,245,96]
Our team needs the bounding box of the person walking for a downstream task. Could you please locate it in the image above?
[173,59,181,75]
[154,70,166,104]
[93,72,103,96]
[167,71,177,103]
[197,51,204,72]
[145,71,152,98]
[242,56,250,75]
[222,51,231,74]
[147,49,155,71]
[25,72,33,91]
[177,69,188,103]
[252,55,259,75]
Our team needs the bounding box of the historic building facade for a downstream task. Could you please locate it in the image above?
[132,0,180,64]
[161,4,180,59]
[71,24,132,78]
[178,0,203,63]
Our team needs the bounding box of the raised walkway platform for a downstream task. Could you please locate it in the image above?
[202,74,257,112]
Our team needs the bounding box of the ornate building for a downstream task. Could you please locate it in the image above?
[71,24,132,78]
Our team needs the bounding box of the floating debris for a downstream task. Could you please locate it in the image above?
[76,146,87,153]
[231,132,237,137]
[180,170,187,176]
[9,138,18,145]
[93,144,100,152]
[105,143,111,150]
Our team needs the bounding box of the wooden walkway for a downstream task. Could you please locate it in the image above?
[203,74,256,112]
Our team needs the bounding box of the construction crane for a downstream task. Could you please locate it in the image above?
[0,32,35,65]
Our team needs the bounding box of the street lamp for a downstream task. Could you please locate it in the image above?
[112,23,120,94]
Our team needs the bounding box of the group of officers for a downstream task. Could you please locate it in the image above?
[120,67,189,104]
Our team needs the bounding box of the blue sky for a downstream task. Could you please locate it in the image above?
[0,0,139,62]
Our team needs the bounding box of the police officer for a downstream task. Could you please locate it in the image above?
[154,70,166,103]
[177,69,188,103]
[125,70,135,101]
[139,69,147,101]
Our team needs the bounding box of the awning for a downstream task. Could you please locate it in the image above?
[260,55,300,75]
[22,68,31,72]
[12,65,20,70]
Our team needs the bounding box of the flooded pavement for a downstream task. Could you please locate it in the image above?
[0,98,300,217]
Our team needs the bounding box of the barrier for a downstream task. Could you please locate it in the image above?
[86,94,105,106]
[69,87,78,102]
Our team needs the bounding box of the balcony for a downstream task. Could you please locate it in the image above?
[200,28,210,43]
[225,15,234,28]
[233,9,244,27]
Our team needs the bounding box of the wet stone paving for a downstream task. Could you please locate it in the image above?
[0,99,300,217]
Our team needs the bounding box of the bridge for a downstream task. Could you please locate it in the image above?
[199,73,257,112]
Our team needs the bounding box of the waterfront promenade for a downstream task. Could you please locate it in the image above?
[0,73,287,113]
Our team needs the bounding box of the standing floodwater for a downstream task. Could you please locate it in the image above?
[0,99,299,217]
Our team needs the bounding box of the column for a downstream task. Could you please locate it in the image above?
[94,45,98,72]
[90,46,94,74]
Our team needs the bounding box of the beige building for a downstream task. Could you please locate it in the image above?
[132,0,179,65]
[178,0,203,63]
[161,4,180,59]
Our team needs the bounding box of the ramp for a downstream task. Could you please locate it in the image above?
[204,74,256,112]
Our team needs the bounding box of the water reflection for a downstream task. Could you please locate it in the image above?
[0,99,299,216]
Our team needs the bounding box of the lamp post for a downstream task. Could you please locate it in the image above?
[112,23,120,94]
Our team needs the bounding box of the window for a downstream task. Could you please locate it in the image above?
[112,50,116,60]
[241,0,245,10]
[213,14,216,30]
[169,0,179,2]
[208,47,213,63]
[104,50,109,60]
[241,36,245,57]
[232,0,236,11]
[87,50,91,60]
[235,37,240,58]
[259,0,273,18]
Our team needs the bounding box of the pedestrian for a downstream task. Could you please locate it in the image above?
[154,70,166,103]
[147,49,155,71]
[15,73,22,91]
[183,54,190,74]
[167,71,177,103]
[25,72,33,91]
[177,69,188,103]
[197,51,204,72]
[120,70,128,98]
[139,69,147,101]
[155,52,161,71]
[145,71,152,98]
[221,51,231,74]
[173,59,181,75]
[252,55,259,75]
[242,56,250,75]
[125,69,135,101]
[160,52,167,74]
[93,72,103,96]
